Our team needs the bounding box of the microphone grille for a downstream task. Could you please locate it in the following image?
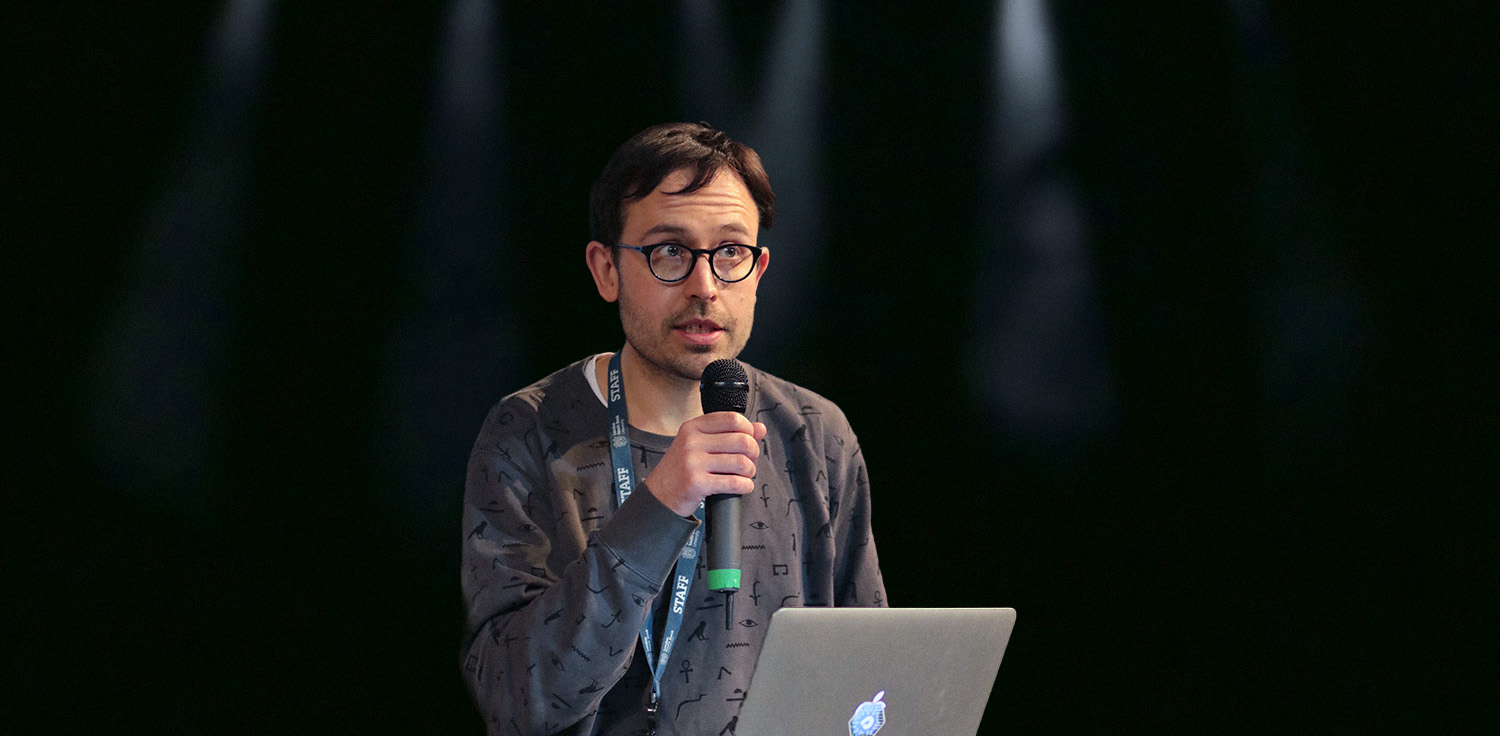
[700,359,749,414]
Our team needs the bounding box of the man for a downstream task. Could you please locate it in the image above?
[461,123,885,736]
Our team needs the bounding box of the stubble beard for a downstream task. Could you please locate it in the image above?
[618,295,752,382]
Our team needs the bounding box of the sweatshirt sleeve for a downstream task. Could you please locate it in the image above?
[460,401,699,735]
[827,417,888,608]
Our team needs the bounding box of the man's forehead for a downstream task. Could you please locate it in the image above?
[621,168,758,237]
[640,221,752,238]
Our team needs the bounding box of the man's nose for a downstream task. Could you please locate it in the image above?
[683,252,720,299]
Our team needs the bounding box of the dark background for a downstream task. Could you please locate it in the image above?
[8,1,1493,733]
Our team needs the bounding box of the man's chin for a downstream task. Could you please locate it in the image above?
[675,345,740,380]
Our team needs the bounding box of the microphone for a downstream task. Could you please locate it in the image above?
[700,358,749,597]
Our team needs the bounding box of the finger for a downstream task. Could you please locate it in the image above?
[696,431,759,459]
[702,473,755,495]
[694,411,756,435]
[700,453,757,478]
[752,422,767,441]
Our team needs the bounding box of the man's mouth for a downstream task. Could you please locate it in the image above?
[676,319,723,334]
[674,318,726,346]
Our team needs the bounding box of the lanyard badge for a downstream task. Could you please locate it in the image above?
[606,351,703,732]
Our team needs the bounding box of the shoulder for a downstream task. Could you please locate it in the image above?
[472,357,602,459]
[745,364,857,443]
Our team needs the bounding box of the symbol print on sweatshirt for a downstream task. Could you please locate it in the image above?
[522,493,536,517]
[721,716,738,735]
[637,446,662,470]
[772,564,788,576]
[759,484,771,508]
[680,659,694,683]
[727,687,748,703]
[784,490,804,516]
[579,679,604,695]
[717,666,732,680]
[581,506,605,524]
[818,522,833,539]
[688,620,708,641]
[550,652,566,672]
[543,609,563,625]
[781,594,801,607]
[677,692,708,719]
[737,619,758,628]
[789,425,807,443]
[873,590,885,606]
[749,581,763,607]
[748,520,769,531]
[549,693,572,710]
[602,609,624,628]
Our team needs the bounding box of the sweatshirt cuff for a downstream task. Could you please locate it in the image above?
[596,483,701,587]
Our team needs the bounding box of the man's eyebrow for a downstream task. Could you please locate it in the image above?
[642,224,690,237]
[641,222,751,237]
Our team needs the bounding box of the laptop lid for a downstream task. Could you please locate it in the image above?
[735,607,1017,736]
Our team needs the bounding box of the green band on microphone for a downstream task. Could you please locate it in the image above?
[707,569,741,592]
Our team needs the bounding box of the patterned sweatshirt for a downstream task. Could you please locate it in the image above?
[461,356,886,736]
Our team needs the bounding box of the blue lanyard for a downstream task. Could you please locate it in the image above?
[607,350,702,723]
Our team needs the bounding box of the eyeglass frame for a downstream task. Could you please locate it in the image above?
[612,242,766,284]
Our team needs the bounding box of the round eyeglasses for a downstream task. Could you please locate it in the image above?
[614,242,764,283]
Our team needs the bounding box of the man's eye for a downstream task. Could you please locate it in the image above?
[658,243,685,258]
[717,245,743,259]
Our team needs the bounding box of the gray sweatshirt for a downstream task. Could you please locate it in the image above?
[462,356,886,735]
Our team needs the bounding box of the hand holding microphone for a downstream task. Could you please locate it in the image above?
[698,359,751,595]
[642,360,762,535]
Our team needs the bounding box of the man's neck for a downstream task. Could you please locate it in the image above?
[595,345,703,436]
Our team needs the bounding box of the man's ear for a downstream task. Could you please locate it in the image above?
[585,241,619,302]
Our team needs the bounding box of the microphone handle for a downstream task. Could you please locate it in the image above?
[705,492,742,592]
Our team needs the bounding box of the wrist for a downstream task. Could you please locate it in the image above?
[641,479,697,518]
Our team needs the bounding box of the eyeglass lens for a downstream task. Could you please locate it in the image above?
[649,245,756,282]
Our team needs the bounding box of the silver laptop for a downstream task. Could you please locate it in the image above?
[736,607,1017,736]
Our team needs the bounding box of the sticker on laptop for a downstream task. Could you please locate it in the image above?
[849,690,887,736]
